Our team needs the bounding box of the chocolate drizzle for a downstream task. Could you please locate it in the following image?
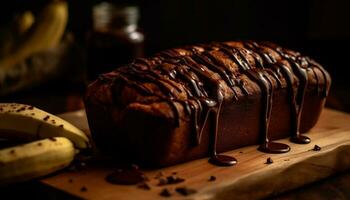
[208,101,237,166]
[289,60,311,144]
[100,41,330,166]
[260,42,325,144]
[246,69,290,153]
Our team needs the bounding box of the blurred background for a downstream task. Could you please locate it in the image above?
[0,0,350,199]
[0,0,349,113]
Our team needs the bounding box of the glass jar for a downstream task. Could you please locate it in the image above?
[87,2,144,81]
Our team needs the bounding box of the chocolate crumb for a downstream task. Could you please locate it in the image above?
[239,151,243,154]
[0,108,3,111]
[77,161,87,170]
[43,115,50,121]
[154,171,164,179]
[142,174,150,182]
[313,145,321,151]
[69,178,73,183]
[265,157,273,164]
[37,142,42,146]
[31,113,35,116]
[137,182,151,190]
[80,162,87,168]
[28,106,34,110]
[160,188,171,197]
[49,137,57,142]
[158,175,185,186]
[68,161,87,172]
[80,186,87,192]
[167,175,185,184]
[67,165,78,172]
[175,187,197,196]
[131,164,139,170]
[172,172,177,175]
[9,150,15,154]
[58,124,64,128]
[158,177,168,186]
[208,176,216,182]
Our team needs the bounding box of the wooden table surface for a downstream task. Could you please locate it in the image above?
[1,85,350,200]
[37,108,350,200]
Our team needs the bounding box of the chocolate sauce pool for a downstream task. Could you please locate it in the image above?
[100,41,330,167]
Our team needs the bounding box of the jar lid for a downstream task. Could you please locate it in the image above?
[93,2,139,31]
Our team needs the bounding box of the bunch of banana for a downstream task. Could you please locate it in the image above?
[0,103,91,185]
[0,0,68,69]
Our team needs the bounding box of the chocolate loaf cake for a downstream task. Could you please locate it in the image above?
[85,41,331,167]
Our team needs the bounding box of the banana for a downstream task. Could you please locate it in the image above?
[0,137,75,185]
[0,103,91,149]
[0,1,68,68]
[16,11,35,34]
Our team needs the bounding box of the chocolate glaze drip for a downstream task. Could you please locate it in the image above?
[231,42,291,153]
[246,69,290,153]
[259,42,327,144]
[101,41,330,166]
[208,102,237,166]
[288,59,311,144]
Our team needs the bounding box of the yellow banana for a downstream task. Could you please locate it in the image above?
[0,103,91,149]
[16,11,35,34]
[0,1,68,69]
[0,137,75,185]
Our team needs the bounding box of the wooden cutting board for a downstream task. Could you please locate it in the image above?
[41,108,350,200]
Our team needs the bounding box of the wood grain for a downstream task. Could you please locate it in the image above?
[40,108,350,200]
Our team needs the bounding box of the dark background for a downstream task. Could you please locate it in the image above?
[1,0,350,111]
[137,0,350,77]
[137,0,350,111]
